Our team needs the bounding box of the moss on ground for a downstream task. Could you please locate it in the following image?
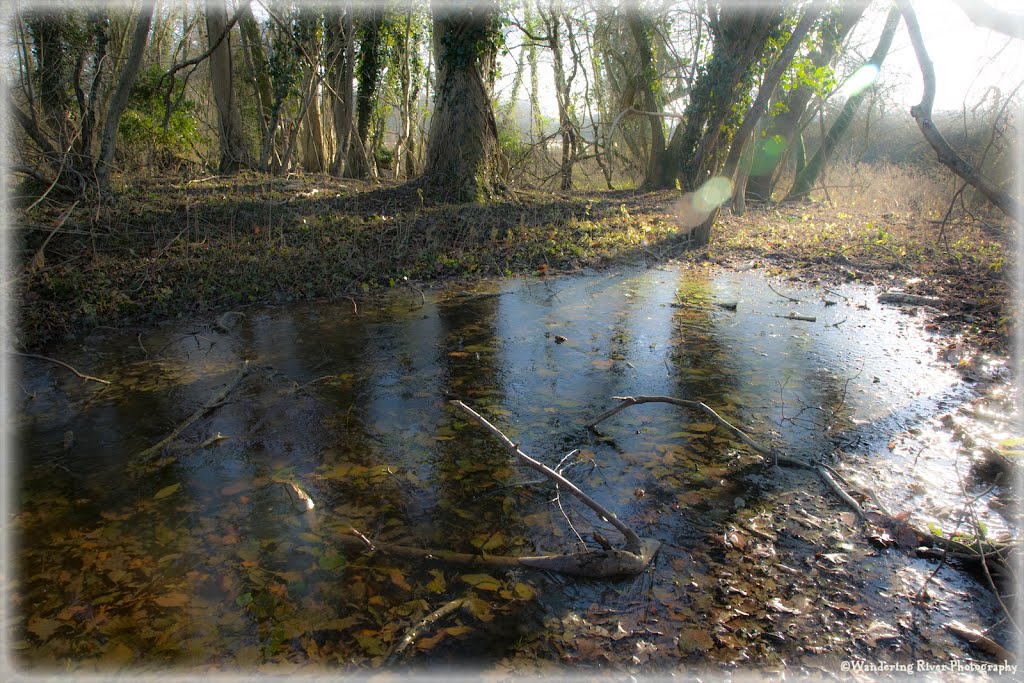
[11,173,1014,351]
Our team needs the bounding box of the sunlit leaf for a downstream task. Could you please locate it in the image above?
[415,630,447,651]
[154,483,181,500]
[461,573,502,591]
[513,582,536,600]
[464,597,494,622]
[426,569,446,593]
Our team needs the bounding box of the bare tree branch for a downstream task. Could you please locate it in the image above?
[951,0,1024,40]
[897,0,1021,220]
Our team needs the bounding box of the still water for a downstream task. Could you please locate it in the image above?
[10,265,1017,675]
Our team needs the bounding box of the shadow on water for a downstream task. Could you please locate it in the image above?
[11,265,1018,675]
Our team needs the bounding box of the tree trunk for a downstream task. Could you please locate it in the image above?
[348,9,382,178]
[329,9,356,176]
[722,2,824,211]
[421,1,503,202]
[627,8,673,189]
[784,5,900,202]
[746,1,866,201]
[96,3,154,189]
[239,4,273,145]
[675,3,786,246]
[206,0,250,173]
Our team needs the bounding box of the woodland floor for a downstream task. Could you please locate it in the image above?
[11,172,1015,353]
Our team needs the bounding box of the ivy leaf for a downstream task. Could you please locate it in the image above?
[235,592,254,608]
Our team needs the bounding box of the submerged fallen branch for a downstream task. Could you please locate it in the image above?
[13,352,111,385]
[330,532,659,578]
[387,597,470,664]
[946,622,1016,663]
[450,400,659,575]
[138,360,250,461]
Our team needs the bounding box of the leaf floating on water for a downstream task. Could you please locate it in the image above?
[426,569,447,594]
[464,597,494,622]
[354,630,386,655]
[679,628,714,653]
[152,593,190,608]
[319,553,346,571]
[461,573,502,591]
[389,568,412,592]
[513,582,536,600]
[27,616,62,640]
[153,483,181,500]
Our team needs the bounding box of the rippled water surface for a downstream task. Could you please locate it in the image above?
[11,265,1018,675]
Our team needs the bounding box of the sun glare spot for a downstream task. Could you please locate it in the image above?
[837,64,880,99]
[673,177,734,228]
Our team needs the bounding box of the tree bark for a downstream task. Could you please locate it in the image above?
[674,3,787,246]
[784,5,900,202]
[897,0,1020,219]
[627,8,674,189]
[206,0,250,173]
[746,0,866,201]
[421,0,503,202]
[96,2,155,189]
[722,2,825,212]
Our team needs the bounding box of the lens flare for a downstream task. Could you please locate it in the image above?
[672,176,734,228]
[837,64,880,99]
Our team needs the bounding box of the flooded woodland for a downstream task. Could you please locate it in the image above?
[11,265,1020,676]
[6,0,1022,677]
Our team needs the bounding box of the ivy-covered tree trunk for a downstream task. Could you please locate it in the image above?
[746,1,867,201]
[206,0,250,173]
[421,0,503,202]
[626,8,674,189]
[347,9,383,178]
[784,5,900,202]
[673,3,786,246]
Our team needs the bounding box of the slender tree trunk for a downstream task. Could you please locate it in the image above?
[722,2,824,212]
[785,6,900,202]
[206,0,250,174]
[96,2,155,189]
[676,4,786,246]
[329,9,356,176]
[627,8,672,189]
[746,1,866,201]
[421,0,502,202]
[239,4,273,145]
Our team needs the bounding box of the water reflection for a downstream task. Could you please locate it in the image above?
[12,266,1015,673]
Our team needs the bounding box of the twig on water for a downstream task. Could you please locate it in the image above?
[13,352,111,385]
